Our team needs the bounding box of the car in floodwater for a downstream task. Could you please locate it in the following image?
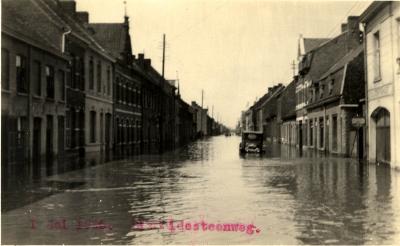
[239,131,264,154]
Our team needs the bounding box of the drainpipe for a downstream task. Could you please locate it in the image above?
[61,27,72,54]
[28,46,32,168]
[362,22,369,162]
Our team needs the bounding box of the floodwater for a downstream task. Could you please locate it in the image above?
[2,136,400,244]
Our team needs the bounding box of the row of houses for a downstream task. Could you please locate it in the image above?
[241,1,400,168]
[1,0,226,174]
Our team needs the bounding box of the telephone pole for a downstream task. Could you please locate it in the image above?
[162,34,166,78]
[200,90,204,135]
[290,60,296,76]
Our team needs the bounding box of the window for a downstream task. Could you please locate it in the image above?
[66,110,71,148]
[100,113,104,143]
[58,70,65,101]
[332,115,338,151]
[97,61,101,92]
[319,117,324,148]
[116,77,120,101]
[329,79,334,95]
[16,55,27,93]
[320,85,324,98]
[107,67,111,95]
[46,65,55,99]
[90,111,96,143]
[17,116,28,145]
[309,119,313,146]
[89,58,94,90]
[373,31,381,81]
[2,49,10,90]
[33,61,41,96]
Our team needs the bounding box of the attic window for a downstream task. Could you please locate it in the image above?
[320,85,324,99]
[329,79,334,95]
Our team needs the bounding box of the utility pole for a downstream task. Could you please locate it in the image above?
[290,60,296,76]
[162,34,166,78]
[200,90,204,135]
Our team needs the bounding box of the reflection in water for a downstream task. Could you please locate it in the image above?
[2,136,400,245]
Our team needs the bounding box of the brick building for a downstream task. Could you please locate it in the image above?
[89,16,141,157]
[296,17,362,151]
[300,16,365,157]
[279,78,297,146]
[260,84,285,142]
[2,0,69,177]
[42,0,116,159]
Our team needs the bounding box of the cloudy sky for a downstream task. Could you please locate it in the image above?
[76,0,371,128]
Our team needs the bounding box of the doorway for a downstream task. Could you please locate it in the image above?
[373,108,390,164]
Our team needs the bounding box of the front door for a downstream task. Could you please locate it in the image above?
[375,109,390,163]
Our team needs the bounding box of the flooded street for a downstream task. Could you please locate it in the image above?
[2,136,400,245]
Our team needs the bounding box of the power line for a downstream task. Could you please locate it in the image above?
[326,1,360,38]
[170,0,230,41]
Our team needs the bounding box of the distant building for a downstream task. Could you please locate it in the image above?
[279,78,297,146]
[361,2,400,167]
[191,101,208,137]
[260,84,285,142]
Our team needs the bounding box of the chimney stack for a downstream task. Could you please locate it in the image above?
[76,11,89,24]
[58,0,76,16]
[341,23,348,33]
[346,16,360,51]
[144,58,151,68]
[138,53,144,61]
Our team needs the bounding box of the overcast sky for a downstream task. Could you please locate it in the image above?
[76,0,371,128]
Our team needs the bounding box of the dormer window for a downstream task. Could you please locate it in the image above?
[329,79,334,95]
[320,85,324,98]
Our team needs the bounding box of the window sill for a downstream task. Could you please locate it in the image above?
[16,92,28,96]
[2,89,11,94]
[33,95,43,100]
[373,77,382,83]
[45,98,55,102]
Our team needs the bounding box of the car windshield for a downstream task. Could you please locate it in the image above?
[243,133,263,142]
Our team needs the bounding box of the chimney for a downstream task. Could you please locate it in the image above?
[144,58,151,68]
[76,11,89,24]
[138,53,144,63]
[346,16,360,51]
[58,0,76,16]
[341,23,347,33]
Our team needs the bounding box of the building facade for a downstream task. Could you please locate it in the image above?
[90,16,140,157]
[361,1,400,167]
[2,0,69,177]
[279,79,297,146]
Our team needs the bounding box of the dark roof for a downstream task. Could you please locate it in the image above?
[279,80,297,120]
[319,45,363,80]
[360,1,389,23]
[41,0,114,61]
[306,44,364,110]
[2,0,66,57]
[89,23,129,60]
[307,32,348,82]
[303,38,330,53]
